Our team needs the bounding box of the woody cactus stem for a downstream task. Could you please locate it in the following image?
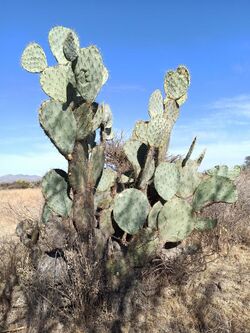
[68,138,94,237]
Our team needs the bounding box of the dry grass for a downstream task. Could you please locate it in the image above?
[0,171,249,332]
[0,188,43,238]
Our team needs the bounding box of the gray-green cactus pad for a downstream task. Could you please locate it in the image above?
[48,26,80,64]
[113,189,150,234]
[40,64,75,103]
[101,104,113,128]
[148,201,163,229]
[63,32,79,61]
[41,203,53,224]
[96,168,117,192]
[148,89,164,118]
[158,197,194,242]
[176,93,188,106]
[154,162,180,200]
[193,175,238,211]
[195,217,217,231]
[39,100,77,157]
[90,145,105,187]
[139,158,155,189]
[92,104,104,131]
[21,43,47,73]
[164,66,190,100]
[42,169,72,217]
[132,121,148,144]
[102,66,109,85]
[124,140,143,176]
[206,165,241,181]
[177,164,202,198]
[148,115,169,147]
[74,46,105,101]
[164,98,180,126]
[177,65,191,85]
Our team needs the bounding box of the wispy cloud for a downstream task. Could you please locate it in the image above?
[209,94,250,118]
[1,94,249,175]
[170,94,250,168]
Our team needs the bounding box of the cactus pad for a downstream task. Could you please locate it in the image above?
[39,100,77,157]
[139,158,155,188]
[154,162,180,200]
[92,104,104,131]
[148,89,164,118]
[177,65,191,85]
[148,201,163,229]
[195,217,218,231]
[41,203,53,224]
[164,98,180,126]
[74,46,105,101]
[40,64,74,103]
[176,93,188,107]
[164,66,190,100]
[124,140,143,176]
[158,197,194,242]
[63,32,79,61]
[90,145,105,187]
[21,43,47,73]
[113,189,150,234]
[177,164,202,198]
[206,165,241,181]
[193,175,238,211]
[102,66,109,85]
[42,169,72,217]
[96,168,117,192]
[148,115,169,147]
[132,121,148,144]
[49,26,80,64]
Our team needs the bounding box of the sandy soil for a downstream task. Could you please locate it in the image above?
[0,188,43,238]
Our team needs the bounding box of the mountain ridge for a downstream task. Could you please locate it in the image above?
[0,174,42,184]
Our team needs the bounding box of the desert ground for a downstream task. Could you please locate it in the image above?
[0,188,43,238]
[0,176,249,332]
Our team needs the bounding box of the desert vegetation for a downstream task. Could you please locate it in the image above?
[0,26,249,333]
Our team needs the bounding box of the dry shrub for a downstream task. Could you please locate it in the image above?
[201,168,250,248]
[105,131,132,174]
[0,160,249,332]
[0,239,28,332]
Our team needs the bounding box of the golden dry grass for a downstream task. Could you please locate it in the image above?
[0,188,43,238]
[141,245,250,333]
[0,172,249,332]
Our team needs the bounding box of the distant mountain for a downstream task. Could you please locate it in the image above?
[0,174,42,184]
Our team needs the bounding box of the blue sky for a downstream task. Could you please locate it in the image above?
[1,0,250,175]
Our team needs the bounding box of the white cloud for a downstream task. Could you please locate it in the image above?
[209,94,250,118]
[169,94,250,168]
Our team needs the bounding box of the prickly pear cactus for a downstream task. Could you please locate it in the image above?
[20,26,239,276]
